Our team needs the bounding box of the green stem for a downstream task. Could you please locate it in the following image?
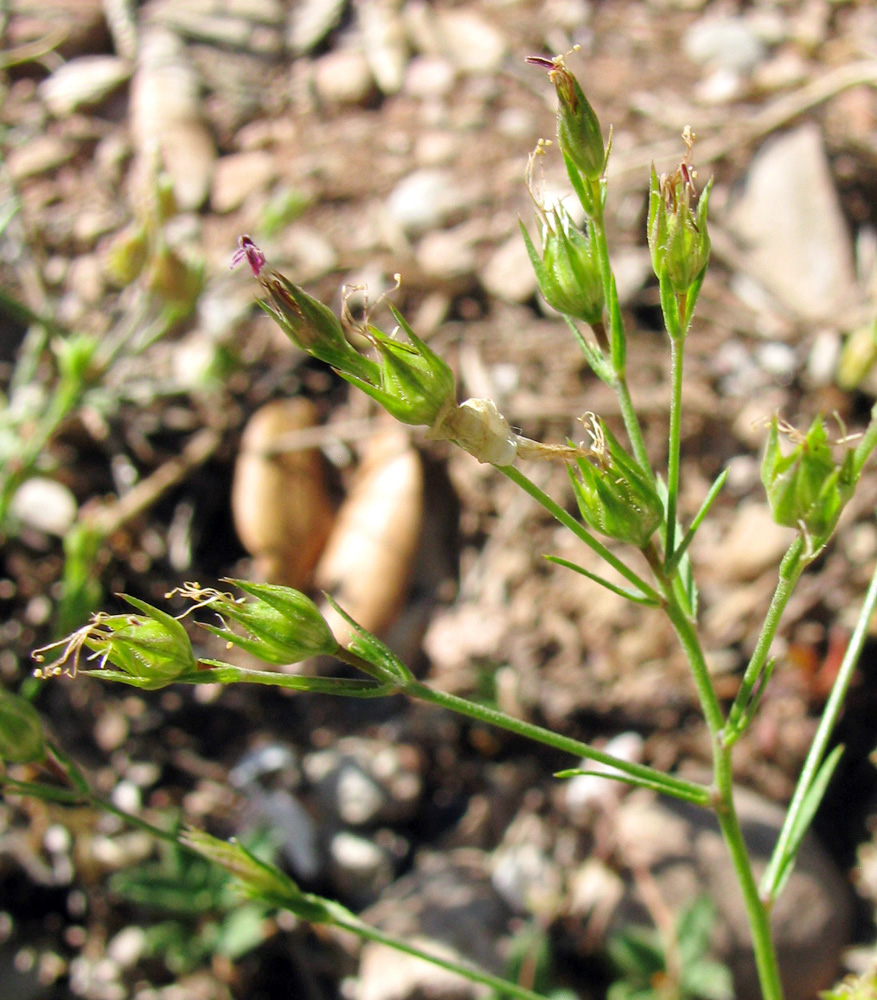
[587,179,651,476]
[660,581,785,1000]
[614,373,652,479]
[762,551,877,902]
[664,333,684,565]
[660,588,725,738]
[402,679,709,806]
[2,776,184,849]
[499,465,661,604]
[333,914,548,1000]
[723,537,806,746]
[712,752,785,1000]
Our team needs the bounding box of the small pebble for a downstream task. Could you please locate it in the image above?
[39,56,131,117]
[211,150,277,213]
[481,233,538,304]
[9,478,77,537]
[313,48,376,106]
[684,16,766,72]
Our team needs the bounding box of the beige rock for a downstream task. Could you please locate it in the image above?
[315,427,423,640]
[231,398,335,589]
[211,150,277,213]
[39,56,131,117]
[130,27,216,211]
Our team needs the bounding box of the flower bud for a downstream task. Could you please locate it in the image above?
[342,306,457,428]
[182,829,337,919]
[647,132,712,297]
[0,690,46,764]
[761,415,857,548]
[529,55,605,182]
[520,206,603,325]
[173,580,339,665]
[569,414,663,548]
[33,596,198,690]
[258,269,381,385]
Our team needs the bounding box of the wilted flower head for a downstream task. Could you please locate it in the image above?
[648,128,712,300]
[33,596,197,690]
[761,415,858,552]
[230,235,266,276]
[520,142,604,327]
[569,414,664,548]
[527,51,605,183]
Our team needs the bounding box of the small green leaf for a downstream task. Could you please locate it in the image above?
[0,690,45,763]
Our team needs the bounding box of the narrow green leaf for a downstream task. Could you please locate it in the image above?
[562,316,613,384]
[545,555,660,606]
[763,744,844,900]
[666,468,728,575]
[553,766,706,805]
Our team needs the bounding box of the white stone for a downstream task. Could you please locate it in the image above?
[10,477,77,536]
[385,169,469,234]
[481,232,538,304]
[39,56,131,117]
[313,48,375,106]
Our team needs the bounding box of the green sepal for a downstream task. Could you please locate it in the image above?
[761,415,857,549]
[199,580,339,665]
[84,595,197,689]
[258,273,379,383]
[569,419,664,548]
[324,594,413,684]
[339,308,456,428]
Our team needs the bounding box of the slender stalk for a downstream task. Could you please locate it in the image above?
[723,537,806,746]
[332,914,548,1000]
[402,679,710,806]
[2,776,184,848]
[614,373,652,478]
[664,333,684,565]
[499,465,661,604]
[587,181,651,476]
[660,581,785,1000]
[712,752,785,1000]
[762,553,877,902]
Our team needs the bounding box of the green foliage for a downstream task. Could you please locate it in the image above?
[112,832,274,974]
[489,924,578,1000]
[0,689,46,763]
[607,898,733,1000]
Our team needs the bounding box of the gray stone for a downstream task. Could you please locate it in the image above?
[609,788,853,1000]
[329,831,395,905]
[304,738,422,827]
[727,124,857,322]
[357,850,512,1000]
[684,16,766,73]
